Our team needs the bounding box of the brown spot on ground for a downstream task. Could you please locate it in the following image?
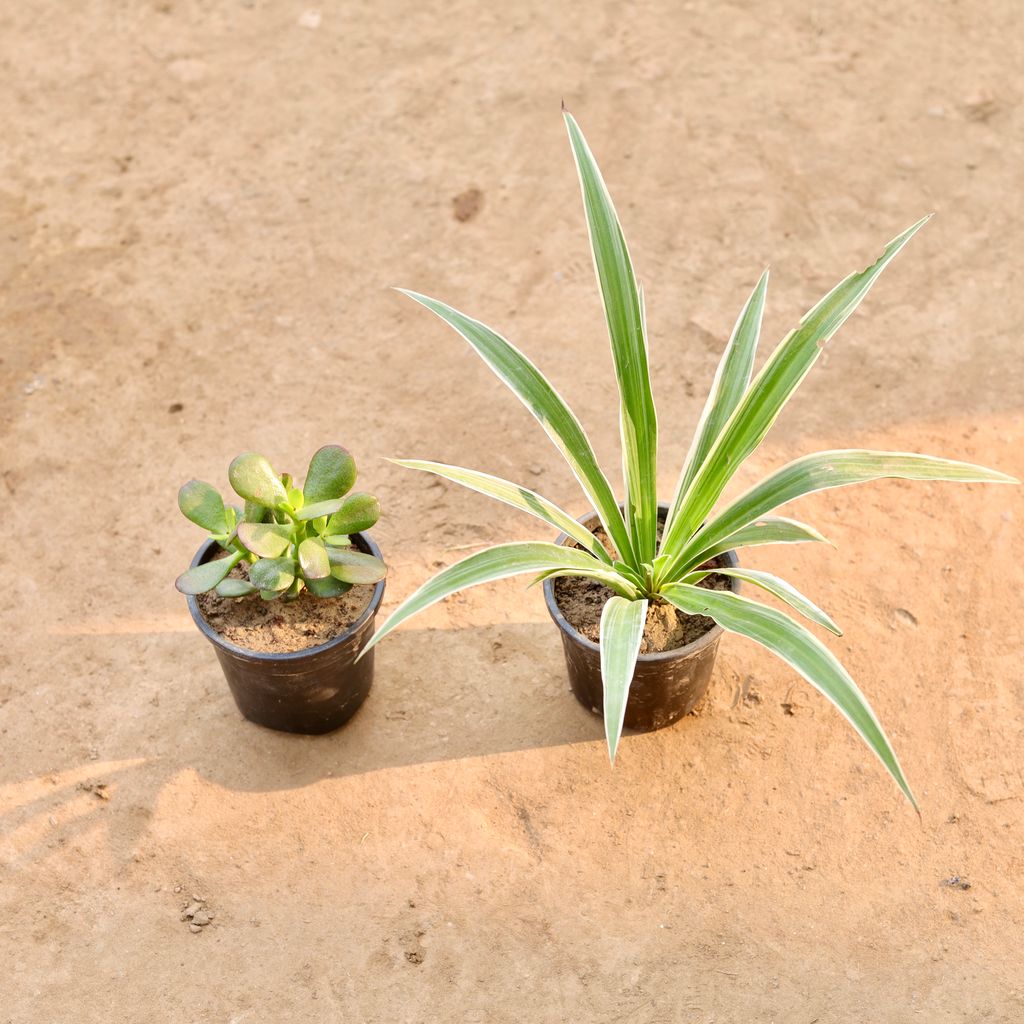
[452,187,483,222]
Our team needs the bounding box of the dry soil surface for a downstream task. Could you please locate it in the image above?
[2,2,1023,1022]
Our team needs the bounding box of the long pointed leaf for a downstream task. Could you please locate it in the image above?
[599,596,648,763]
[684,566,841,635]
[662,583,916,808]
[359,542,634,659]
[675,449,1018,574]
[662,516,829,583]
[391,459,610,562]
[565,112,658,562]
[659,218,930,573]
[398,290,636,565]
[666,269,769,532]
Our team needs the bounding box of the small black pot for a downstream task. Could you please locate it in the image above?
[543,505,739,733]
[185,531,385,735]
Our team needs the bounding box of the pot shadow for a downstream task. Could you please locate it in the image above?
[3,621,618,867]
[2,619,745,869]
[181,621,605,790]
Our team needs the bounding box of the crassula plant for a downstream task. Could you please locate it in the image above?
[176,445,386,601]
[361,111,1016,807]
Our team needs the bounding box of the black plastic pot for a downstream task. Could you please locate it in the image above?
[185,531,385,735]
[543,505,739,733]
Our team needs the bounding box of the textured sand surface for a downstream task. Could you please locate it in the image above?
[2,1,1023,1021]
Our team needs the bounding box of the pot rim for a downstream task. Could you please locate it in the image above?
[541,503,739,664]
[184,530,386,663]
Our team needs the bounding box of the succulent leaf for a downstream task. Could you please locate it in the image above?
[236,522,293,558]
[327,548,388,585]
[298,537,332,580]
[249,556,296,593]
[229,452,289,509]
[243,500,268,524]
[178,480,228,534]
[175,553,238,595]
[215,577,258,598]
[305,575,353,598]
[296,498,346,521]
[303,445,357,505]
[325,492,381,535]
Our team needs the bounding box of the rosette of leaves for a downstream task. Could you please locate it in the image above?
[175,445,386,601]
[360,111,1017,808]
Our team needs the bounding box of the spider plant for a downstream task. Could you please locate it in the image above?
[362,111,1015,807]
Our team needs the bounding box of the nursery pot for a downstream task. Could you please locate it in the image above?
[185,531,385,735]
[543,505,739,733]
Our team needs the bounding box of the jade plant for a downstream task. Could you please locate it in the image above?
[175,446,386,601]
[361,111,1016,807]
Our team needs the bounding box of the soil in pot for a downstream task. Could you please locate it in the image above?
[552,525,731,654]
[195,558,375,654]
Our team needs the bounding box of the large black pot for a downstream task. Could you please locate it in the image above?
[543,505,739,733]
[185,530,385,735]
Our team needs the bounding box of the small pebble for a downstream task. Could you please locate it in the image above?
[189,923,203,934]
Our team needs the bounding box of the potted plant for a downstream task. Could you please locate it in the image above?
[176,445,388,735]
[361,111,1016,807]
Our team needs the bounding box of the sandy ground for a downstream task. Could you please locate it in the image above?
[2,1,1023,1021]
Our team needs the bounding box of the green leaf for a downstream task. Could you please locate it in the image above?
[325,492,381,535]
[324,534,353,547]
[398,290,636,567]
[228,452,289,509]
[177,480,228,534]
[599,596,648,763]
[661,583,917,808]
[677,449,1018,573]
[249,557,296,593]
[287,486,304,511]
[666,516,829,581]
[260,589,285,601]
[564,112,658,563]
[295,498,346,521]
[327,548,388,585]
[236,522,293,558]
[243,500,268,524]
[684,566,841,635]
[175,552,241,595]
[360,542,634,659]
[305,575,353,598]
[666,269,768,532]
[391,459,609,561]
[303,445,357,504]
[298,536,332,580]
[215,577,257,598]
[527,566,642,593]
[659,219,931,575]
